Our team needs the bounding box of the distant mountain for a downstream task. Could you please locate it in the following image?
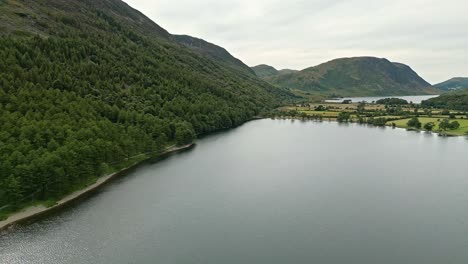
[251,64,298,79]
[422,89,468,111]
[255,57,439,97]
[252,65,279,78]
[173,35,255,76]
[434,77,468,91]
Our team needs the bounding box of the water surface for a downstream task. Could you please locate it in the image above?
[1,120,468,264]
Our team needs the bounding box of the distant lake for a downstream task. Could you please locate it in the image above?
[1,119,468,264]
[326,95,439,104]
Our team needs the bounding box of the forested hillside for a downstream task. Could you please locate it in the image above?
[0,0,293,213]
[422,90,468,111]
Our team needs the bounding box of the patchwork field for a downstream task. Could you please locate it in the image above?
[278,103,468,136]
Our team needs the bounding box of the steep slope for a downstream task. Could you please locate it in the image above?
[434,77,468,92]
[422,89,468,111]
[173,35,255,77]
[0,0,171,38]
[258,57,439,97]
[0,0,294,213]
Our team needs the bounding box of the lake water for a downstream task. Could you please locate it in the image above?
[1,119,468,264]
[325,95,439,104]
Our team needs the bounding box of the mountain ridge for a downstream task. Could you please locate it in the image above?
[252,57,439,97]
[251,64,298,79]
[173,35,255,77]
[434,77,468,91]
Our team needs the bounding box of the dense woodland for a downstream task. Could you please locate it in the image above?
[422,90,468,111]
[0,0,293,213]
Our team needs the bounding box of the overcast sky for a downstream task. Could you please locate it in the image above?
[125,0,467,84]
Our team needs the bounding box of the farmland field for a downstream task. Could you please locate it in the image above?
[388,118,468,135]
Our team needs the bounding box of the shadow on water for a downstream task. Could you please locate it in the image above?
[197,118,264,140]
[5,145,197,233]
[336,122,351,127]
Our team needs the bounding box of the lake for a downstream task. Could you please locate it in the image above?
[1,119,468,264]
[325,95,439,104]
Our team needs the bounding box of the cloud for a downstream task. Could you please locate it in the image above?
[124,0,468,83]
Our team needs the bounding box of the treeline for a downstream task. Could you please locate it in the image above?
[375,98,408,105]
[0,9,290,211]
[422,91,468,111]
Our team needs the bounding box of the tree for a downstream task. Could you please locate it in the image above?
[441,110,450,115]
[337,112,351,122]
[450,121,460,130]
[314,105,326,111]
[407,117,421,129]
[424,122,435,131]
[439,119,451,131]
[440,119,460,130]
[376,98,408,105]
[3,175,22,208]
[424,109,432,117]
[357,102,366,114]
[175,122,196,146]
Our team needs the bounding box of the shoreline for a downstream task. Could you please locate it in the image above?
[0,143,195,233]
[271,116,467,137]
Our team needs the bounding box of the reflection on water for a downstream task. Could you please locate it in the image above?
[1,119,467,264]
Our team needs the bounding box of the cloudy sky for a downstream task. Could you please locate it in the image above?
[125,0,467,84]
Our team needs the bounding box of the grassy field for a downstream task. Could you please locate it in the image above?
[300,111,340,117]
[388,118,468,136]
[278,103,468,136]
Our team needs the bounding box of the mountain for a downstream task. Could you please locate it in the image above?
[434,77,468,92]
[251,64,298,79]
[0,0,294,213]
[252,64,279,78]
[173,35,255,76]
[422,89,468,111]
[0,0,172,38]
[255,57,439,97]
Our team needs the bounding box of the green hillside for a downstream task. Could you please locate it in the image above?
[173,35,255,77]
[434,77,468,92]
[0,0,294,213]
[251,64,298,79]
[422,89,468,111]
[252,64,278,78]
[256,57,439,97]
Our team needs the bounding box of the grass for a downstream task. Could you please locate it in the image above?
[388,118,468,136]
[278,102,468,136]
[300,111,340,117]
